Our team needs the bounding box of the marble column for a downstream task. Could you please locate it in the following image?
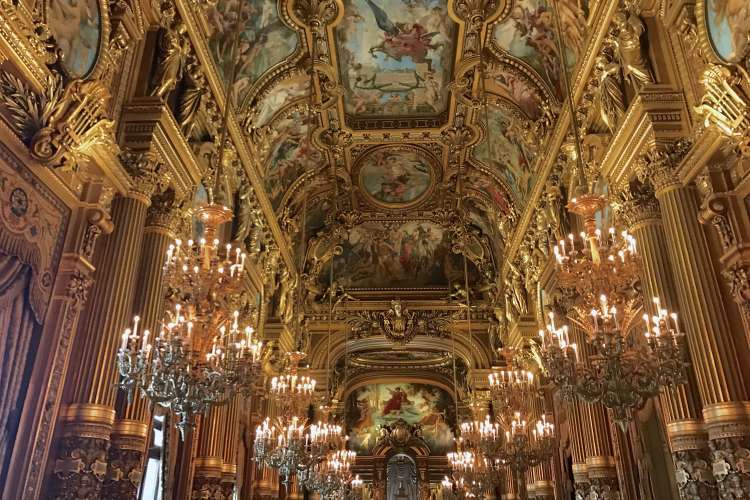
[49,151,163,499]
[640,147,750,496]
[105,189,181,498]
[192,405,228,499]
[617,181,715,499]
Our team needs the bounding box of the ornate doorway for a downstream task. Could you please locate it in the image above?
[387,453,418,500]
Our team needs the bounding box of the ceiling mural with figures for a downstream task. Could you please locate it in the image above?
[334,0,457,121]
[207,0,299,106]
[202,0,588,294]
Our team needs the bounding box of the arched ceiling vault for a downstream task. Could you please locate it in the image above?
[208,0,589,369]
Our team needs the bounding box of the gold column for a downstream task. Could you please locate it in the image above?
[106,189,181,498]
[533,462,554,500]
[221,396,242,499]
[49,153,161,498]
[617,182,714,498]
[641,151,750,495]
[569,399,590,496]
[192,405,228,498]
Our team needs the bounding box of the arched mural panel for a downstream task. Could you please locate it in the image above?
[346,382,455,454]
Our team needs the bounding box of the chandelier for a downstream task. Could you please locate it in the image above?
[300,449,361,499]
[494,412,555,499]
[541,194,688,428]
[488,368,537,425]
[447,450,500,498]
[268,351,317,417]
[117,303,262,435]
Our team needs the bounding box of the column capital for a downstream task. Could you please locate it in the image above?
[636,139,693,195]
[613,181,661,229]
[119,149,169,203]
[146,188,185,234]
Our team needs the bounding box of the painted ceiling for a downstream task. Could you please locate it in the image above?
[202,0,588,291]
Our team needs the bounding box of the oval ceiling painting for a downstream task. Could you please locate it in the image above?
[704,0,750,63]
[47,0,102,78]
[358,147,435,207]
[335,0,457,119]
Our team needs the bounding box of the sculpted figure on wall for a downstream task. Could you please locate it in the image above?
[151,19,191,99]
[613,9,655,91]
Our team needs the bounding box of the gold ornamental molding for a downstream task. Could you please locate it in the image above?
[599,86,691,189]
[118,97,202,198]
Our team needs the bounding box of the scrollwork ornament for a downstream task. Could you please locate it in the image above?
[51,436,109,499]
[119,149,168,201]
[191,476,226,500]
[613,181,661,229]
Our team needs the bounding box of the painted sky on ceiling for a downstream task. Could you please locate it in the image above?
[335,0,456,117]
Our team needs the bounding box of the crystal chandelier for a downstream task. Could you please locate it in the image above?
[268,351,317,417]
[540,194,688,427]
[163,203,248,319]
[117,304,262,435]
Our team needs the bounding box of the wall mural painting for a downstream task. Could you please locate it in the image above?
[47,0,102,78]
[464,169,514,216]
[346,383,455,454]
[335,0,456,117]
[493,68,544,120]
[492,0,579,98]
[472,106,535,204]
[253,77,309,127]
[358,149,434,206]
[208,0,298,105]
[705,0,750,63]
[322,220,475,288]
[264,112,325,209]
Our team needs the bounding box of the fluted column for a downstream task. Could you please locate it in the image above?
[221,396,242,499]
[617,182,714,499]
[533,462,554,500]
[640,147,750,496]
[192,405,228,498]
[49,151,163,499]
[105,189,181,498]
[569,398,590,498]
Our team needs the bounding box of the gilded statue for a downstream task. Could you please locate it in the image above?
[596,57,625,133]
[506,264,528,318]
[151,20,191,99]
[177,58,207,139]
[321,280,357,309]
[231,179,256,245]
[612,10,654,91]
[277,267,298,325]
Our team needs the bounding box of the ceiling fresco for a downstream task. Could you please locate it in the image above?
[472,102,537,205]
[491,0,584,97]
[334,0,457,121]
[318,220,479,289]
[263,111,325,209]
[346,383,455,454]
[355,146,437,208]
[212,0,588,297]
[207,0,299,105]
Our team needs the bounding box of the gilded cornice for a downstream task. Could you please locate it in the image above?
[599,86,690,188]
[118,97,202,198]
[0,0,51,90]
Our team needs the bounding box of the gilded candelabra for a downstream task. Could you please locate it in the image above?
[488,368,537,425]
[117,305,262,435]
[447,450,500,498]
[541,194,688,428]
[300,450,360,499]
[495,412,555,500]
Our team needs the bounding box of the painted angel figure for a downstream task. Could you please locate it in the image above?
[364,0,442,63]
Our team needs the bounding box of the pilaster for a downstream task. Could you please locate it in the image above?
[49,151,163,498]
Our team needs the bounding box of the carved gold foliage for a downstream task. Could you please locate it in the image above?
[0,71,114,169]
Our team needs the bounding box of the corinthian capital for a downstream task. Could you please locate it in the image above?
[613,181,661,229]
[120,150,169,202]
[636,139,692,195]
[146,188,184,232]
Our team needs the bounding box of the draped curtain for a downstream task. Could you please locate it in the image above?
[0,253,40,484]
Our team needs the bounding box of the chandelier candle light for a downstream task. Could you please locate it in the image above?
[117,305,262,435]
[488,368,537,425]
